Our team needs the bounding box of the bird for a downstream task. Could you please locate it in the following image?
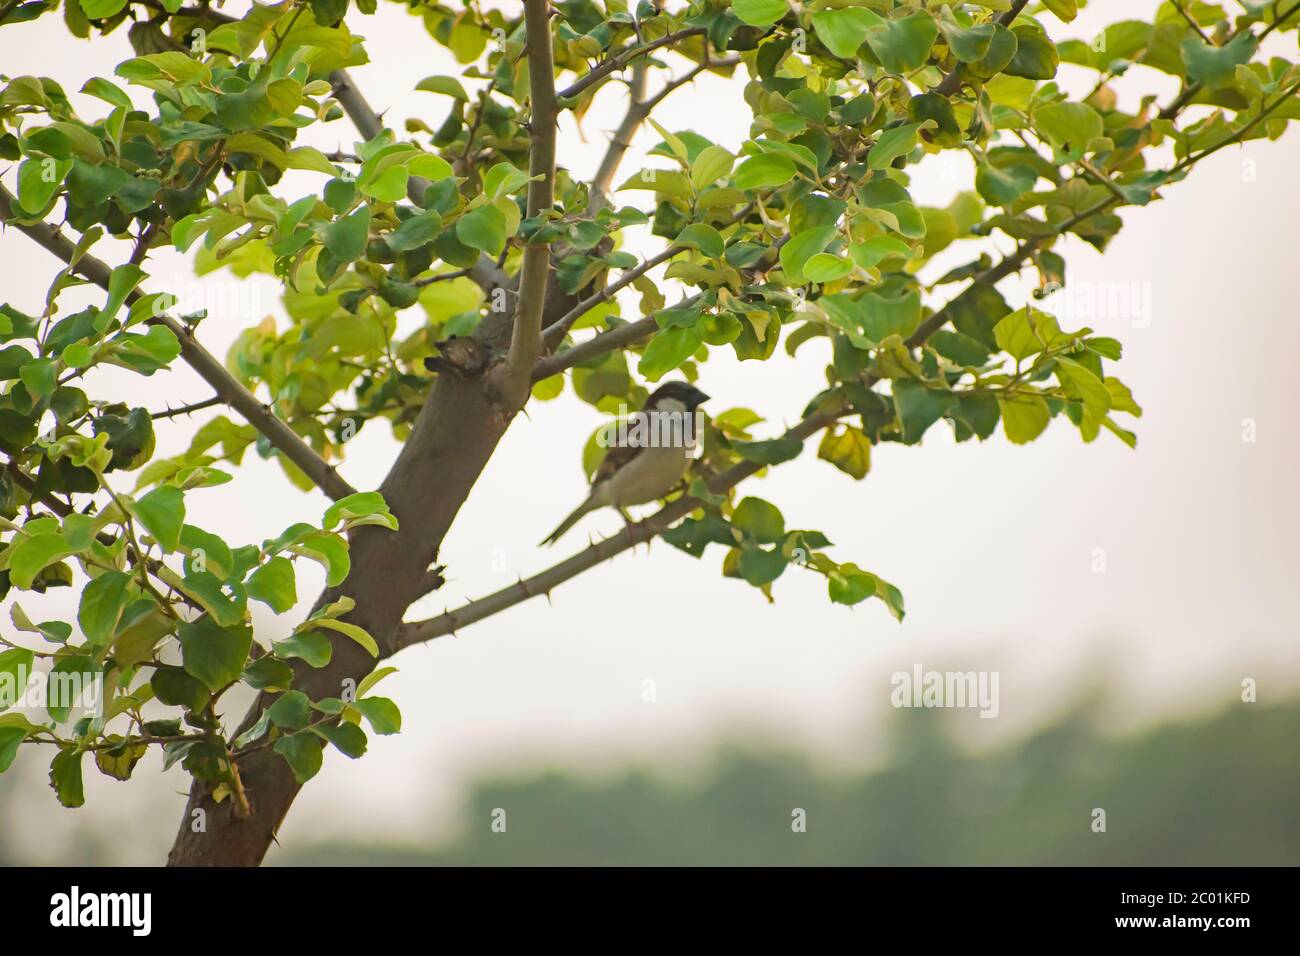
[541,381,710,545]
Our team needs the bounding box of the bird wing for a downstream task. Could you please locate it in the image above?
[592,441,644,485]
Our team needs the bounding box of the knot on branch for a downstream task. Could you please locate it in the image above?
[424,336,488,378]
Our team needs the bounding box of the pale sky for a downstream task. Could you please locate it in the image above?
[2,2,1298,862]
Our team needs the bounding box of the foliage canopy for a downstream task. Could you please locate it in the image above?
[0,0,1297,861]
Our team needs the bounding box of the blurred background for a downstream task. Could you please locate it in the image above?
[2,1,1298,865]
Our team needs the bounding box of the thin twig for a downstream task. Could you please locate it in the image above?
[1170,0,1212,43]
[0,185,358,501]
[558,28,707,100]
[389,404,842,650]
[151,396,224,419]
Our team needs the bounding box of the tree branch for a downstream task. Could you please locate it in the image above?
[327,69,510,292]
[540,244,683,350]
[590,54,741,208]
[590,61,649,208]
[389,405,842,651]
[492,0,559,406]
[534,314,661,381]
[558,28,706,101]
[170,10,514,296]
[0,185,358,501]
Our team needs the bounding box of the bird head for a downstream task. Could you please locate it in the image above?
[644,381,710,413]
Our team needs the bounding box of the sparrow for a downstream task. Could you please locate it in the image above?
[541,381,710,545]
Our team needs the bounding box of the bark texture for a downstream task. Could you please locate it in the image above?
[166,375,514,865]
[166,0,561,867]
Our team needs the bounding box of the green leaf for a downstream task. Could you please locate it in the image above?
[690,146,734,191]
[293,533,350,587]
[0,727,24,774]
[864,11,939,74]
[732,496,785,545]
[386,211,441,252]
[868,122,924,170]
[732,438,803,466]
[151,666,209,713]
[954,394,1001,440]
[675,223,724,259]
[481,163,530,201]
[999,393,1051,444]
[780,226,838,283]
[317,720,368,758]
[46,656,97,724]
[353,696,401,735]
[179,525,234,580]
[803,254,852,283]
[1181,33,1257,89]
[849,236,913,269]
[931,330,991,368]
[131,485,184,552]
[81,0,129,19]
[1041,0,1078,22]
[860,290,921,343]
[17,157,70,213]
[936,17,997,63]
[0,649,35,711]
[179,615,253,692]
[357,665,398,698]
[246,556,297,613]
[274,631,333,668]
[94,264,143,335]
[1005,26,1060,81]
[308,0,347,27]
[739,546,788,586]
[415,75,468,100]
[663,516,736,557]
[456,204,507,257]
[19,358,55,400]
[49,748,85,808]
[1034,101,1103,163]
[829,565,878,606]
[323,492,397,532]
[322,206,371,262]
[1055,356,1111,417]
[731,0,788,28]
[733,153,797,191]
[78,571,131,647]
[274,731,324,783]
[267,690,312,730]
[812,8,882,58]
[975,163,1037,206]
[994,306,1059,361]
[6,533,76,590]
[308,618,380,658]
[818,426,871,479]
[966,24,1019,79]
[94,737,147,781]
[638,325,701,382]
[893,380,956,445]
[242,656,295,692]
[359,165,410,203]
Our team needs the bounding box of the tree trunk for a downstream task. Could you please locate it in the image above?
[167,374,512,865]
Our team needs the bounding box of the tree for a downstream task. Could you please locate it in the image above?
[0,0,1296,867]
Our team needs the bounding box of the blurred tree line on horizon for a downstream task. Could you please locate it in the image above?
[1,697,1292,866]
[272,699,1297,867]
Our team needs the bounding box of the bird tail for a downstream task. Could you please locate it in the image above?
[540,495,598,546]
